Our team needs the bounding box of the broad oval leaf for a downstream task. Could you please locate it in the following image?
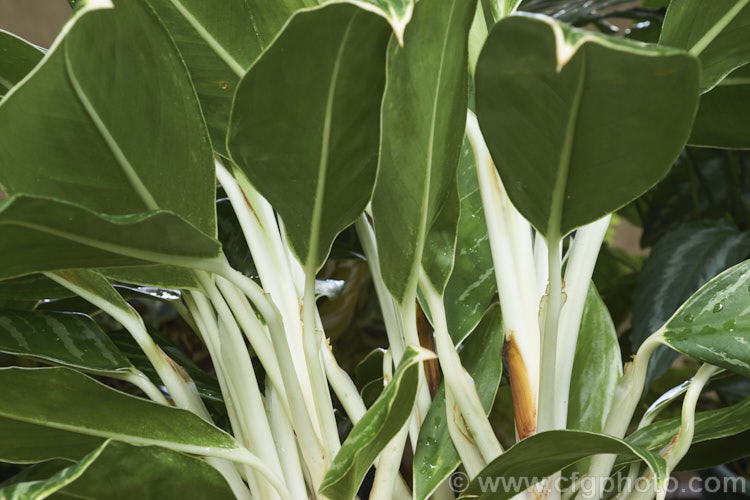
[0,440,235,500]
[461,430,667,499]
[319,345,436,500]
[0,310,132,375]
[0,366,238,454]
[0,0,216,237]
[689,64,750,149]
[0,30,43,99]
[0,195,221,281]
[476,13,700,238]
[631,222,750,387]
[371,0,477,303]
[414,305,503,500]
[228,3,391,272]
[660,259,750,377]
[659,0,750,92]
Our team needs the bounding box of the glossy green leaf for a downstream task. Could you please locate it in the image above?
[0,310,132,375]
[659,0,750,91]
[476,13,699,238]
[690,64,750,149]
[319,346,435,500]
[0,367,238,454]
[0,418,104,464]
[414,305,503,500]
[568,285,621,432]
[371,0,477,303]
[0,195,221,281]
[443,137,497,343]
[0,0,216,237]
[624,396,750,471]
[0,274,75,301]
[228,3,390,272]
[421,180,460,295]
[631,222,750,386]
[0,441,234,500]
[0,30,43,99]
[101,265,201,290]
[660,259,750,377]
[461,430,667,499]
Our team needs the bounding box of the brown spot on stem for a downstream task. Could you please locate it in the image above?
[240,190,264,230]
[452,401,475,443]
[504,332,537,440]
[158,345,192,384]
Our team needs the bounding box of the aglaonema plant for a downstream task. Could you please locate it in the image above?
[0,0,748,499]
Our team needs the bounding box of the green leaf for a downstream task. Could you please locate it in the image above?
[624,396,750,471]
[631,222,750,386]
[0,274,75,301]
[443,136,497,343]
[414,305,503,500]
[101,265,201,290]
[0,0,216,237]
[371,0,477,303]
[0,367,238,454]
[350,0,415,43]
[475,13,700,238]
[319,345,435,500]
[689,64,750,149]
[420,180,460,295]
[0,195,221,281]
[228,3,390,272]
[0,310,132,375]
[659,0,750,91]
[0,30,43,99]
[461,430,667,499]
[567,285,621,433]
[0,418,104,464]
[0,440,235,500]
[660,259,750,377]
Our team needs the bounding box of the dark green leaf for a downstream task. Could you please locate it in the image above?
[476,13,699,238]
[661,259,750,377]
[228,3,390,271]
[319,346,434,500]
[631,222,750,386]
[0,418,104,464]
[414,305,503,500]
[0,310,132,375]
[443,136,497,343]
[690,64,750,149]
[0,440,235,500]
[461,430,666,499]
[659,0,750,91]
[0,30,43,99]
[371,0,477,302]
[0,274,74,301]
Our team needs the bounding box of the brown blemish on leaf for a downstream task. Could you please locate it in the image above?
[220,82,228,89]
[504,332,537,440]
[158,345,192,384]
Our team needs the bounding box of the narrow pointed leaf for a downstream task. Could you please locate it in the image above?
[0,441,235,500]
[0,366,238,453]
[689,64,750,149]
[567,285,621,432]
[0,30,43,99]
[0,196,221,281]
[461,430,666,499]
[228,3,390,271]
[319,346,436,500]
[660,260,750,377]
[371,0,477,303]
[631,222,750,387]
[476,13,700,238]
[443,137,497,343]
[0,310,132,375]
[659,0,750,91]
[414,305,503,500]
[421,180,460,295]
[0,0,216,237]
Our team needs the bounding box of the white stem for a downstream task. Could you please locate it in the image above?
[267,382,310,500]
[554,215,611,429]
[371,421,412,500]
[321,337,368,422]
[446,385,486,477]
[118,370,168,405]
[421,275,503,462]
